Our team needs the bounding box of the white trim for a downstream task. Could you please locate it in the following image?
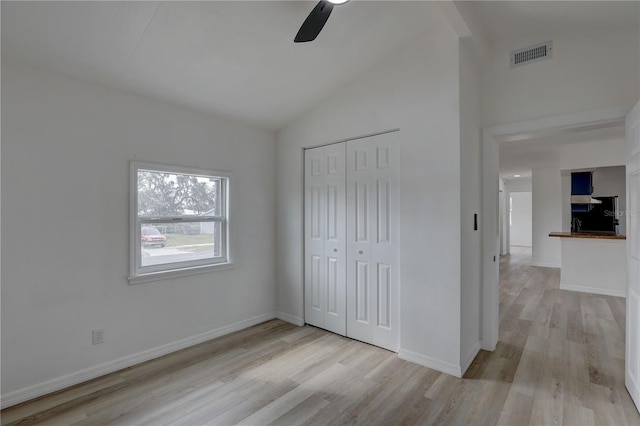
[461,340,481,375]
[482,129,500,352]
[627,370,640,414]
[302,128,399,151]
[0,313,275,409]
[398,348,462,378]
[275,311,305,327]
[531,261,561,268]
[625,101,640,413]
[626,286,640,412]
[560,282,627,298]
[490,105,629,144]
[128,262,235,285]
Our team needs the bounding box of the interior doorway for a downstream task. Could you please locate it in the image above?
[481,106,629,351]
[509,191,532,250]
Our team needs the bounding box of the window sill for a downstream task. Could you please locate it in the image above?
[128,262,235,285]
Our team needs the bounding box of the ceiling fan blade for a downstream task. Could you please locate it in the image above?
[294,1,334,43]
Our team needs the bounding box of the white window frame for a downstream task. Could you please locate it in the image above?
[128,161,233,284]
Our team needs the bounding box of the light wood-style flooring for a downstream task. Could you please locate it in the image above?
[2,247,639,425]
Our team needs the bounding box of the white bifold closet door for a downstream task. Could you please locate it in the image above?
[304,131,399,352]
[304,143,347,336]
[345,133,400,351]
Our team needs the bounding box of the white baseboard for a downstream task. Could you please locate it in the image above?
[398,348,462,378]
[275,311,305,327]
[461,340,481,376]
[627,369,640,413]
[0,312,276,409]
[560,282,626,298]
[531,260,561,268]
[627,287,640,411]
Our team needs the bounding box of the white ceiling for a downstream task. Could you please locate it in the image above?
[3,1,639,130]
[1,1,438,130]
[465,0,639,42]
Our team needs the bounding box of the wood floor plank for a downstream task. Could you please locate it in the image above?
[266,394,330,426]
[510,334,546,397]
[0,374,124,425]
[566,308,586,343]
[495,390,534,426]
[563,401,596,426]
[465,381,511,425]
[529,375,564,426]
[2,246,638,426]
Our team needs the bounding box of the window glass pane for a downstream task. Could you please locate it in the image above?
[137,170,219,217]
[140,222,222,268]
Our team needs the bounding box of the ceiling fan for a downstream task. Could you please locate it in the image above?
[294,0,350,43]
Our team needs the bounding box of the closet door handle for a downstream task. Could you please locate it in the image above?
[358,250,363,255]
[333,248,338,252]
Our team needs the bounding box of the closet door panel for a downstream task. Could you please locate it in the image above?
[346,133,399,351]
[305,149,326,328]
[304,144,346,335]
[347,139,372,342]
[323,143,347,335]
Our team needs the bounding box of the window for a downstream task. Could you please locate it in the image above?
[129,162,231,283]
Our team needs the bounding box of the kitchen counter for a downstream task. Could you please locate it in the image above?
[549,232,626,240]
[548,232,627,297]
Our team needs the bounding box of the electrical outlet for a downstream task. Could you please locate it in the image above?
[92,329,104,345]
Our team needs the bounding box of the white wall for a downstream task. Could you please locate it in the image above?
[561,171,572,232]
[484,29,639,127]
[505,177,532,193]
[500,178,533,252]
[276,14,466,374]
[510,192,532,247]
[459,40,483,369]
[558,138,627,170]
[1,60,277,401]
[560,239,627,297]
[532,166,562,267]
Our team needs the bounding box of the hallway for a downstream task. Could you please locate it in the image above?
[466,246,639,424]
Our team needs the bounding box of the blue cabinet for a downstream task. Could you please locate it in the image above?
[571,172,593,195]
[571,172,593,213]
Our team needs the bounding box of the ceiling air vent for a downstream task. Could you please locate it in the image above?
[510,41,553,68]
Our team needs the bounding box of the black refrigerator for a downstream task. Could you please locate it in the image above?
[572,196,619,234]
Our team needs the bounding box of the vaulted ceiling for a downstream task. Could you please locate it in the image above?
[3,1,639,131]
[1,1,438,130]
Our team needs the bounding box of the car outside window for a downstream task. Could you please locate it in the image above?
[129,162,231,283]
